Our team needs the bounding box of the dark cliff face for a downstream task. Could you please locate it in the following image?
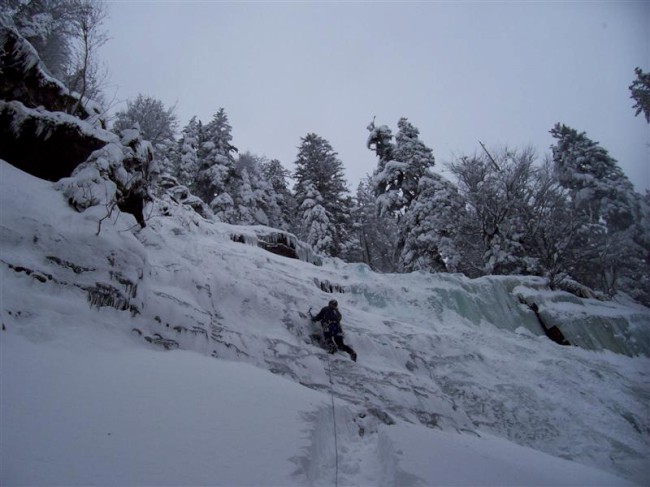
[0,101,110,182]
[0,26,109,181]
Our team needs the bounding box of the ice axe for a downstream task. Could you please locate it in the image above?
[298,307,313,320]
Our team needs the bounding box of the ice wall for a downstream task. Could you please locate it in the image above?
[510,279,650,357]
[342,268,650,358]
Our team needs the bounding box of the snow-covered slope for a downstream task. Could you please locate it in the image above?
[1,160,648,486]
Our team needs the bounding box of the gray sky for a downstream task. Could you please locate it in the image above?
[101,1,650,192]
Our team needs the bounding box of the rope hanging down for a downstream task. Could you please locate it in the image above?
[309,306,339,487]
[326,355,339,487]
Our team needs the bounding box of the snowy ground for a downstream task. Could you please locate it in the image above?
[1,160,649,486]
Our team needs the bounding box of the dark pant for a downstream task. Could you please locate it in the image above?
[330,335,355,356]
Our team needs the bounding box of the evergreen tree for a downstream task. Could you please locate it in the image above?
[367,118,434,217]
[293,133,351,257]
[231,152,282,227]
[551,124,637,232]
[262,159,296,231]
[366,119,394,166]
[392,117,436,205]
[550,123,644,296]
[234,167,258,225]
[196,108,238,221]
[366,120,403,216]
[367,117,445,272]
[399,173,465,273]
[176,116,202,190]
[334,194,357,262]
[299,182,333,255]
[629,67,650,123]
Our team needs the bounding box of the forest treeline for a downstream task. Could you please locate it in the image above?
[3,0,650,305]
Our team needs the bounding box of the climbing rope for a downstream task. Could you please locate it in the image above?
[309,306,339,487]
[326,354,339,487]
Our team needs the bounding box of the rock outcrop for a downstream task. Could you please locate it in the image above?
[0,25,109,181]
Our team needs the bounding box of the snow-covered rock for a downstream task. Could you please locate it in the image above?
[0,26,111,181]
[0,99,113,181]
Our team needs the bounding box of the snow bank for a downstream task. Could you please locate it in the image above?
[1,331,328,486]
[3,329,635,486]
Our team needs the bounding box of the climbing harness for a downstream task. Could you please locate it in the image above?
[326,354,339,487]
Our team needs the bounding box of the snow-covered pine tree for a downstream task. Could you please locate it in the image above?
[366,120,394,170]
[299,181,333,255]
[154,140,180,190]
[293,133,351,257]
[195,108,238,222]
[367,117,453,273]
[399,173,465,273]
[550,123,645,297]
[392,117,436,206]
[176,116,202,190]
[334,194,358,262]
[231,152,283,227]
[366,121,403,216]
[551,124,637,231]
[262,159,296,231]
[367,118,434,217]
[234,167,257,225]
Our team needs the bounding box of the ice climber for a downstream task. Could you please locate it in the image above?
[310,299,357,362]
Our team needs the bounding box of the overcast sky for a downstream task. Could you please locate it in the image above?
[101,1,649,192]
